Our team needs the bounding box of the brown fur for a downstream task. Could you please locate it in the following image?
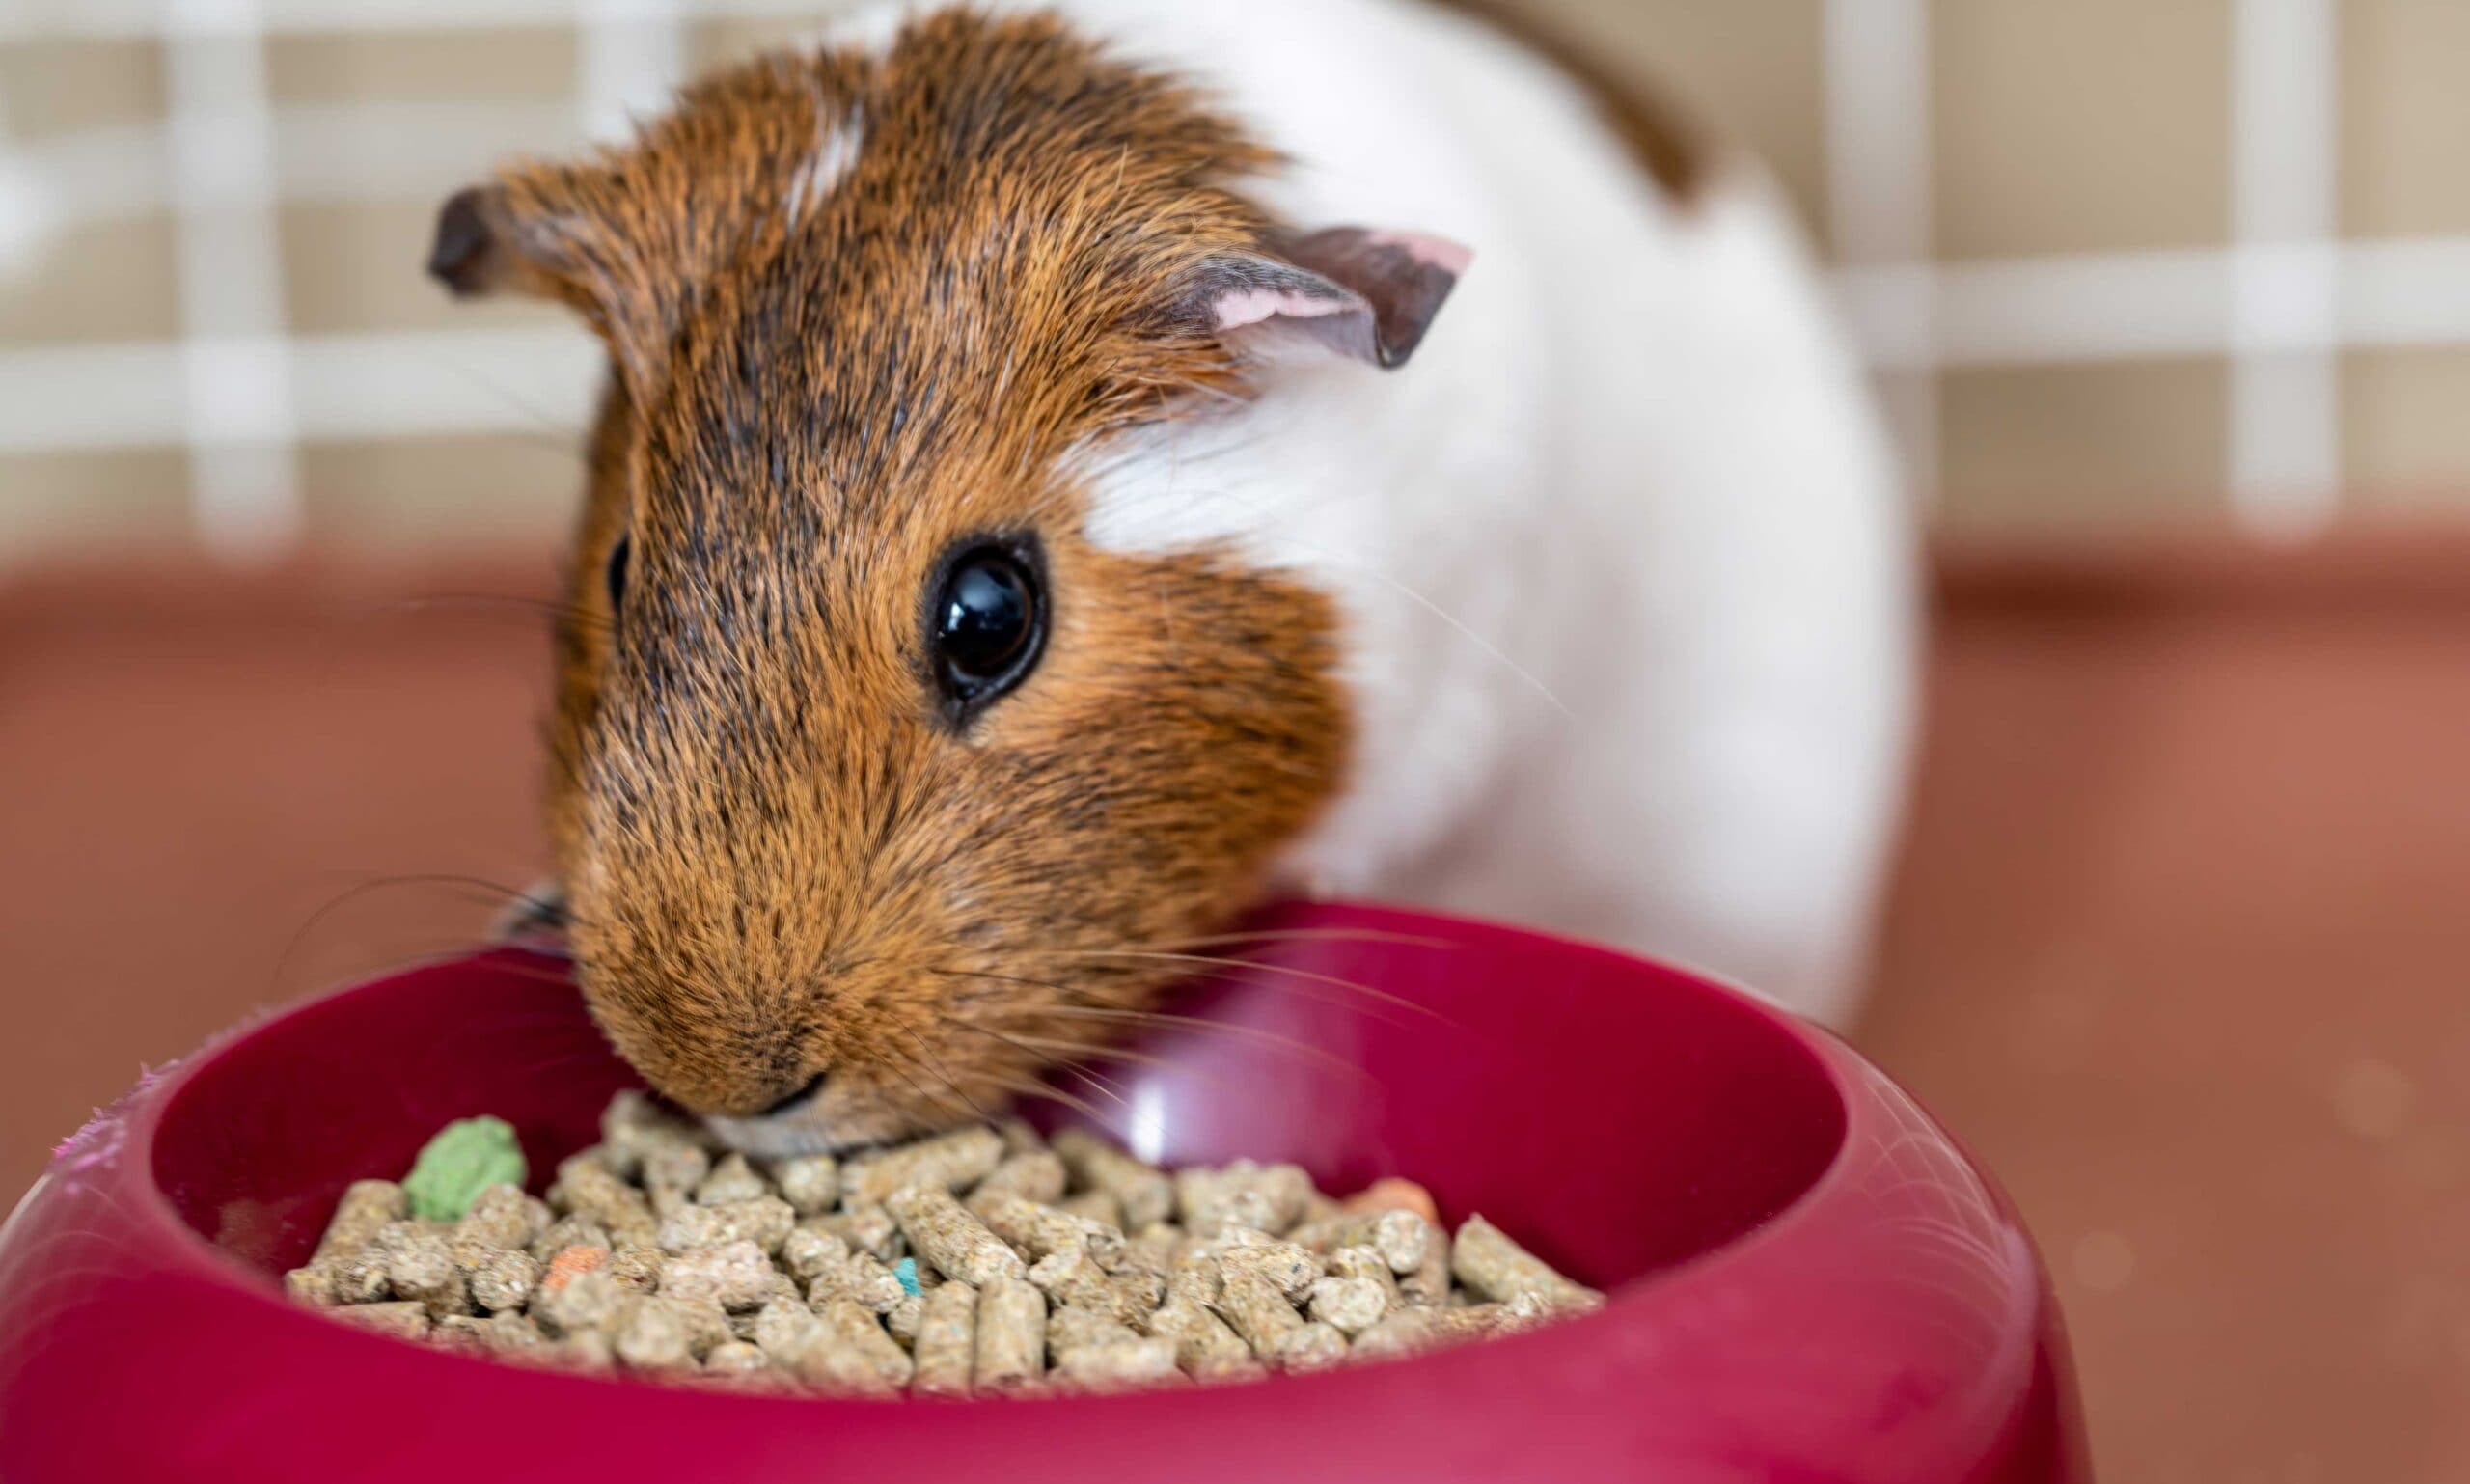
[479,11,1351,1131]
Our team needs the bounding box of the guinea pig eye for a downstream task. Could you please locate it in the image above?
[930,541,1045,712]
[604,536,630,614]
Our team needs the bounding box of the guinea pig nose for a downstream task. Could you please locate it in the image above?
[757,1071,828,1117]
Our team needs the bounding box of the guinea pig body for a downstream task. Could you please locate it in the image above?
[447,0,1912,1151]
[1005,0,1919,1026]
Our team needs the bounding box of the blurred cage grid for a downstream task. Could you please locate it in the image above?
[6,0,2470,568]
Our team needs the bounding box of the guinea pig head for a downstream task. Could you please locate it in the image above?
[430,11,1467,1152]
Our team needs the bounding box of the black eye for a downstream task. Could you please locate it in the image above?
[931,541,1044,712]
[605,536,630,614]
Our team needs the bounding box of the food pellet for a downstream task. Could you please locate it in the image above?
[640,1140,713,1216]
[815,1249,908,1315]
[1142,1296,1260,1382]
[1053,1190,1123,1229]
[377,1223,469,1320]
[1307,1275,1390,1334]
[1449,1213,1605,1312]
[304,1247,390,1306]
[1351,1301,1517,1359]
[1123,1222,1181,1276]
[819,1296,915,1390]
[695,1153,770,1206]
[1210,1234,1320,1302]
[550,1156,655,1244]
[537,1243,608,1299]
[1328,1245,1403,1307]
[752,1297,825,1363]
[288,1098,1601,1397]
[465,1246,541,1313]
[885,1185,1027,1287]
[1176,1160,1313,1238]
[604,1243,666,1294]
[973,1275,1047,1393]
[435,1310,543,1357]
[1208,1265,1310,1364]
[1027,1244,1161,1328]
[1051,1128,1171,1228]
[1293,1208,1429,1276]
[974,1191,1124,1269]
[1046,1303,1142,1358]
[809,1202,900,1263]
[769,1153,839,1216]
[658,1239,775,1311]
[613,1298,694,1371]
[658,1196,793,1257]
[1277,1319,1350,1372]
[283,1266,335,1307]
[455,1182,551,1250]
[1344,1177,1441,1224]
[401,1116,527,1223]
[336,1301,431,1339]
[599,1091,714,1176]
[842,1126,1004,1206]
[531,1214,610,1262]
[1400,1218,1453,1308]
[535,1268,622,1337]
[1056,1336,1183,1391]
[702,1339,769,1376]
[885,1291,925,1347]
[312,1180,406,1263]
[967,1150,1068,1208]
[909,1281,977,1397]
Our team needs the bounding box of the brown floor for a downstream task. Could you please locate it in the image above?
[6,541,2468,1480]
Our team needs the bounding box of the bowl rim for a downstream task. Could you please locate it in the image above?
[101,899,1890,1410]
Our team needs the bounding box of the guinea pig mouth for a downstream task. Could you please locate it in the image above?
[757,1071,829,1118]
[702,1080,927,1159]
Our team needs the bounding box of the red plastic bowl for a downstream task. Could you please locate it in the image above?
[0,902,2085,1482]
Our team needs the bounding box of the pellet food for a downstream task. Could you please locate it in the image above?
[285,1097,1601,1396]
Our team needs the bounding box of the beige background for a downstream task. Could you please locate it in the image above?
[5,0,2470,562]
[7,8,2470,1479]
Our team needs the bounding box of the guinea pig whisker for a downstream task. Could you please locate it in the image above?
[420,355,590,452]
[270,872,551,1000]
[971,1072,1115,1127]
[896,1028,997,1124]
[940,1021,1133,1106]
[1014,949,1436,1020]
[1059,1067,1132,1110]
[957,1025,1181,1074]
[912,968,1374,1083]
[953,1022,1263,1106]
[1017,1005,1367,1083]
[877,1047,984,1126]
[1163,927,1459,952]
[915,965,1106,1011]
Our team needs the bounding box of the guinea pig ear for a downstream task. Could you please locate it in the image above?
[426,184,563,300]
[1186,227,1472,370]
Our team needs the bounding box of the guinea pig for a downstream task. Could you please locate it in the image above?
[441,0,1915,1155]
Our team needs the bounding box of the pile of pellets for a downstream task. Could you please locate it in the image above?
[284,1092,1602,1396]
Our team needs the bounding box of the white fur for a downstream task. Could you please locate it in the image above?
[785,105,865,220]
[933,0,1916,1025]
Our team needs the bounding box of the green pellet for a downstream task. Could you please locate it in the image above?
[402,1116,528,1222]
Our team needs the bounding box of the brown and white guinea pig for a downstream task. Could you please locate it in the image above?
[439,0,1916,1155]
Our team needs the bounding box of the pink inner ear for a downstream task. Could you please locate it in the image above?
[1362,231,1474,277]
[1212,287,1356,332]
